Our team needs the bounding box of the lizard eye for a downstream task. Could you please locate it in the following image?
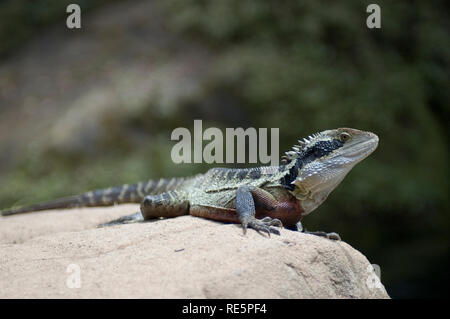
[339,132,351,142]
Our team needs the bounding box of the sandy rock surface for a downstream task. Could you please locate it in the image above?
[0,205,389,298]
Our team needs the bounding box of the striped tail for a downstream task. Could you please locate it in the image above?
[1,176,193,216]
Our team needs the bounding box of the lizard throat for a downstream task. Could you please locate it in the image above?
[279,138,345,191]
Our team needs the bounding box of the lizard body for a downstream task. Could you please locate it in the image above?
[1,128,378,236]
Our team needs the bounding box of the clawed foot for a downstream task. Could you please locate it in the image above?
[303,230,341,241]
[97,212,143,228]
[294,221,341,241]
[241,216,283,237]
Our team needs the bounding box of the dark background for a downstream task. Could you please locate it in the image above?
[0,0,448,298]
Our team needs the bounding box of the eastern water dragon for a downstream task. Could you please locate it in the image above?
[1,128,379,238]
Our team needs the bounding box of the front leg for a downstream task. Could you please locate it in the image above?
[236,186,283,236]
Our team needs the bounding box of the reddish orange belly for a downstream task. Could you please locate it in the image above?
[255,198,304,227]
[189,194,305,227]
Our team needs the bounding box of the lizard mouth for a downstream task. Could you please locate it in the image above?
[339,133,379,162]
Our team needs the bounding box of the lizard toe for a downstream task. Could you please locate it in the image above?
[246,217,281,237]
[260,216,283,227]
[303,230,341,241]
[326,232,341,241]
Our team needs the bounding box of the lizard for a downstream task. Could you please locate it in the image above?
[0,128,378,238]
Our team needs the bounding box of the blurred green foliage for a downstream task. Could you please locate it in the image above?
[0,0,448,297]
[0,0,114,58]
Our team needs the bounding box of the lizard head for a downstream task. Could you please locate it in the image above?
[281,128,379,214]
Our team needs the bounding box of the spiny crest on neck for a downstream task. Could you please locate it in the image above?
[281,131,326,164]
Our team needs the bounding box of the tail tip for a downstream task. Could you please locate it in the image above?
[1,207,26,216]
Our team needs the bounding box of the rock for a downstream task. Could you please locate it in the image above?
[0,205,389,298]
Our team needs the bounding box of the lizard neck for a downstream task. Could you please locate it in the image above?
[278,153,335,214]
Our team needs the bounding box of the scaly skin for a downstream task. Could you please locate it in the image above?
[1,128,378,237]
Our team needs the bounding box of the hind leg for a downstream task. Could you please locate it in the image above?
[140,191,189,220]
[98,191,189,227]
